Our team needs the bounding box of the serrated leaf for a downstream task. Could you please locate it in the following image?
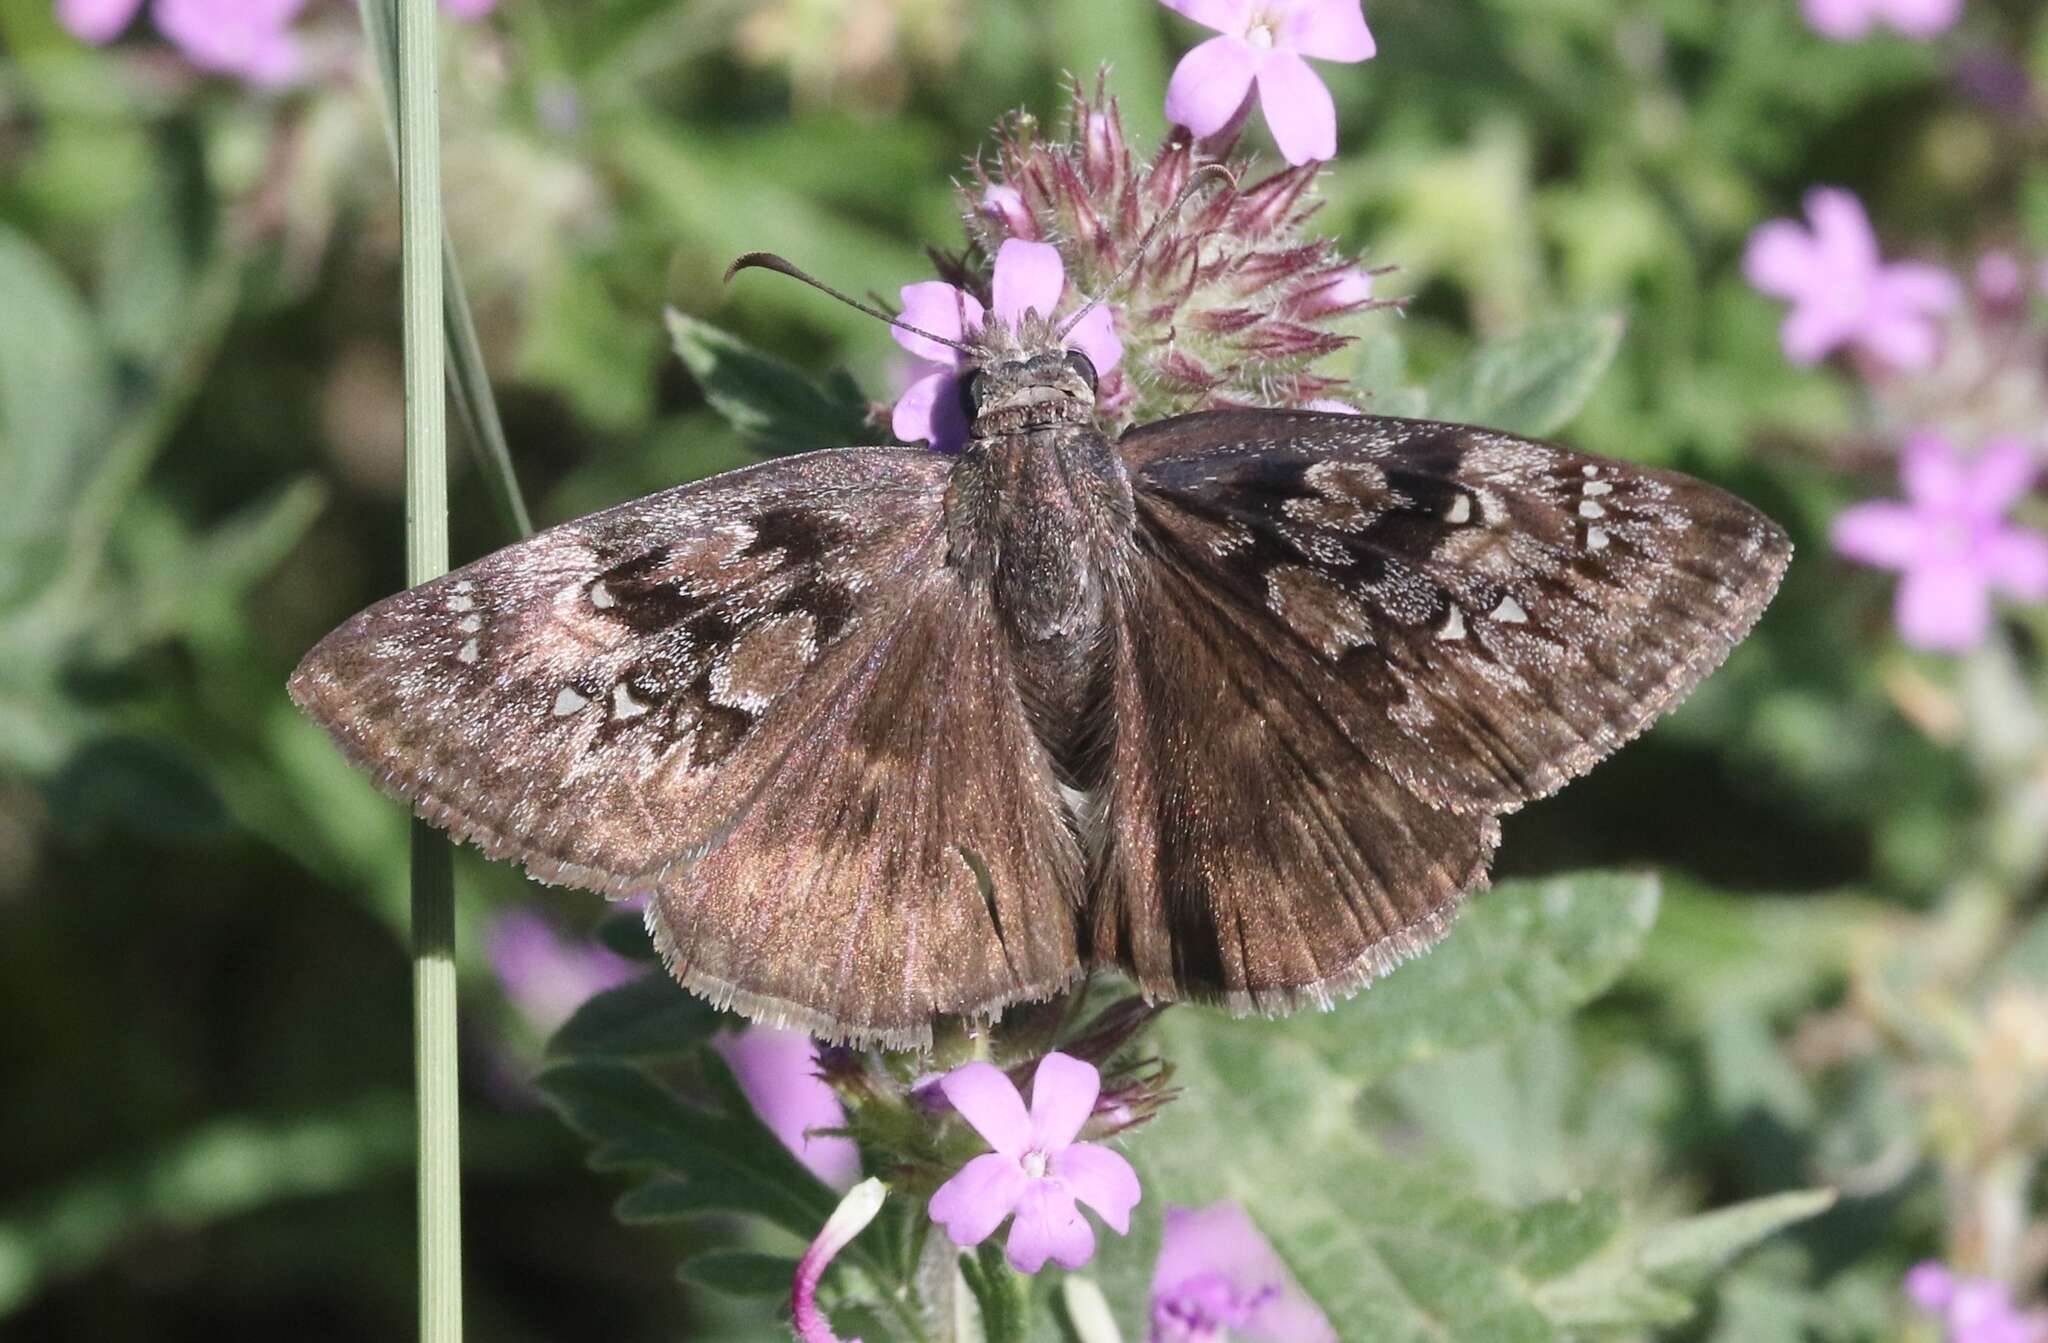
[547,973,720,1061]
[679,1250,802,1298]
[1287,871,1661,1086]
[665,308,881,454]
[1512,1192,1624,1281]
[1426,311,1624,437]
[536,1056,838,1243]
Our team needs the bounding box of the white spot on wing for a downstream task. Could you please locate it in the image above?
[448,594,476,612]
[1581,465,1599,478]
[611,682,650,720]
[1583,480,1613,497]
[589,581,616,610]
[1492,596,1529,624]
[457,614,483,634]
[552,687,589,716]
[1587,526,1610,551]
[1439,605,1467,640]
[1446,494,1472,524]
[1578,500,1607,519]
[457,639,480,664]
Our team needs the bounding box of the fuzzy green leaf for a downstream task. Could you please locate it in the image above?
[1426,312,1625,437]
[678,1250,802,1298]
[546,973,720,1061]
[665,308,883,454]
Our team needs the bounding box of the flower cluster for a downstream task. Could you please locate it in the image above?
[886,79,1388,449]
[1160,0,1375,166]
[57,0,495,84]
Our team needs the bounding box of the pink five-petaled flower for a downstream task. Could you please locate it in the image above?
[485,909,640,1035]
[926,1052,1141,1274]
[1150,1203,1336,1343]
[1832,433,2048,652]
[1161,0,1375,166]
[1801,0,1962,43]
[1905,1261,2048,1343]
[716,1025,862,1192]
[1743,187,1960,371]
[891,239,1121,454]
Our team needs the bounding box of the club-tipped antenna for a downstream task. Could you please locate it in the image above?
[724,251,980,357]
[1057,163,1236,340]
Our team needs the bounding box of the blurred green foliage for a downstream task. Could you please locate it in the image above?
[2,0,2047,1338]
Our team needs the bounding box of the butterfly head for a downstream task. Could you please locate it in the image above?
[959,326,1100,437]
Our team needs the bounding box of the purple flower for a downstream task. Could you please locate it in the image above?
[57,0,495,83]
[1905,1261,2048,1343]
[794,1178,887,1343]
[716,1026,862,1192]
[1161,0,1375,166]
[926,1052,1141,1274]
[1743,187,1960,370]
[1801,0,1962,42]
[486,909,640,1034]
[1150,1203,1335,1343]
[891,239,1121,453]
[1832,433,2048,651]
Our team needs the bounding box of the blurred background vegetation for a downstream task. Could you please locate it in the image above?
[2,0,2047,1338]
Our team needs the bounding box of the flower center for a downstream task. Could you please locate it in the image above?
[1246,19,1276,49]
[1022,1149,1049,1179]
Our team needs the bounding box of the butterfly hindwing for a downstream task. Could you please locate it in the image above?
[1098,409,1789,1006]
[290,447,1082,1045]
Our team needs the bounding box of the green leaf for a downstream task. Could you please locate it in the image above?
[678,1250,801,1298]
[547,973,720,1061]
[536,1056,839,1244]
[1636,1189,1837,1282]
[1426,311,1625,437]
[1285,871,1662,1086]
[665,308,881,454]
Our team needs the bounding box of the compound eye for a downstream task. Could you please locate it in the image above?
[957,370,984,420]
[1061,348,1099,392]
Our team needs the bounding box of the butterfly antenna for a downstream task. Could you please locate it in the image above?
[725,252,980,356]
[1057,163,1236,340]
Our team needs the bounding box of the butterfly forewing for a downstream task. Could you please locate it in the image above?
[1120,411,1792,816]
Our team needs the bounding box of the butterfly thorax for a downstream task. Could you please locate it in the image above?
[943,348,1133,786]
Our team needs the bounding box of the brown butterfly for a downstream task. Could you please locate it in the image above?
[291,254,1790,1048]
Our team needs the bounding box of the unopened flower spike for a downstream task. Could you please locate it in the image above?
[793,1178,889,1343]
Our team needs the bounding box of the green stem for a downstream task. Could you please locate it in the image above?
[394,0,461,1338]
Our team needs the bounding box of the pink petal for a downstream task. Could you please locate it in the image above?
[1802,0,1875,39]
[1831,501,1927,572]
[155,0,306,83]
[981,184,1036,239]
[1855,309,1942,370]
[1054,1142,1141,1234]
[1904,1261,1959,1312]
[1006,1180,1095,1274]
[1902,432,1969,510]
[1307,398,1361,414]
[1742,220,1820,300]
[890,370,969,452]
[1895,563,1993,652]
[1878,0,1962,37]
[1779,299,1854,365]
[1027,1052,1101,1148]
[992,239,1067,330]
[1985,529,2048,600]
[1878,261,1963,315]
[894,281,981,365]
[1961,436,2038,518]
[1160,0,1255,37]
[929,1153,1029,1248]
[1065,305,1123,375]
[57,0,145,43]
[1166,36,1262,138]
[1278,0,1375,62]
[1255,50,1338,165]
[442,0,498,15]
[1804,187,1880,281]
[715,1027,861,1192]
[939,1060,1031,1155]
